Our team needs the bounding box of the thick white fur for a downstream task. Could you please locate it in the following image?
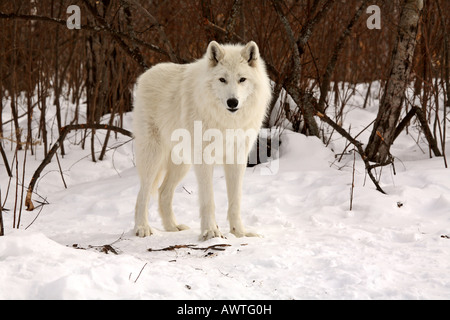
[133,41,272,240]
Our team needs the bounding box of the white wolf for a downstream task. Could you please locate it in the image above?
[133,41,272,240]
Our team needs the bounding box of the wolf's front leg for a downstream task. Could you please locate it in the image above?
[194,164,223,240]
[135,184,153,237]
[224,163,258,237]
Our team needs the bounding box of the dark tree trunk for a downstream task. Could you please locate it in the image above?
[365,0,423,164]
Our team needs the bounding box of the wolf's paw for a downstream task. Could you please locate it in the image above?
[231,228,260,238]
[135,225,153,237]
[201,228,225,241]
[166,224,190,232]
[176,224,190,231]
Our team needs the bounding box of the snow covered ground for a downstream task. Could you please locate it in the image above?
[1,86,450,299]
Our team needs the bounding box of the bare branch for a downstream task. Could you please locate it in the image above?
[0,10,185,68]
[81,0,149,70]
[148,244,232,252]
[296,0,336,55]
[0,190,4,236]
[25,124,133,211]
[317,0,369,113]
[272,0,323,137]
[315,110,387,194]
[127,0,178,63]
[0,142,12,177]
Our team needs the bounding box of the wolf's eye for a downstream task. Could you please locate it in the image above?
[239,77,247,83]
[219,78,227,83]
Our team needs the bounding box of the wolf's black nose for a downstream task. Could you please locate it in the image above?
[227,98,239,109]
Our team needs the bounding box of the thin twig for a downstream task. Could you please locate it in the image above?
[0,142,12,177]
[127,0,178,63]
[55,151,67,189]
[182,186,192,195]
[350,148,356,211]
[24,198,48,230]
[148,244,231,252]
[0,190,4,236]
[316,110,387,194]
[71,233,125,255]
[414,106,442,157]
[317,0,369,113]
[134,263,147,283]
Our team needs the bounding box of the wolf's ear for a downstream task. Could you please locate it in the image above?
[207,41,225,67]
[241,41,259,67]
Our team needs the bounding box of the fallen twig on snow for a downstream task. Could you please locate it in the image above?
[71,243,120,255]
[147,244,231,252]
[70,232,125,255]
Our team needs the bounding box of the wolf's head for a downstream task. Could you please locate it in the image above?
[205,41,262,114]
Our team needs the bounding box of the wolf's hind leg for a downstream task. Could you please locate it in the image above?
[134,139,163,237]
[158,162,191,232]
